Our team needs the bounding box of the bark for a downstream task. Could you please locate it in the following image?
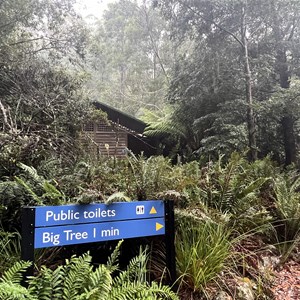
[181,0,258,160]
[273,6,296,165]
[241,3,257,161]
[281,115,296,165]
[276,49,290,89]
[276,48,295,165]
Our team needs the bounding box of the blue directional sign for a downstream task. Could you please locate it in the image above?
[35,200,164,227]
[22,200,176,284]
[34,217,165,248]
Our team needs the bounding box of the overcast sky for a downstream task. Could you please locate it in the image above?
[75,0,117,21]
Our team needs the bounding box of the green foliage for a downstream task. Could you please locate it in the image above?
[87,0,173,116]
[0,163,66,230]
[126,154,173,200]
[142,106,200,159]
[273,173,300,261]
[175,217,232,293]
[157,0,300,164]
[0,282,36,300]
[274,174,300,239]
[28,253,112,300]
[0,0,91,173]
[58,154,175,202]
[166,161,202,206]
[229,206,273,235]
[105,192,131,204]
[15,163,66,206]
[199,153,270,214]
[14,177,43,206]
[0,244,178,300]
[257,79,300,162]
[0,231,21,275]
[1,261,32,284]
[0,180,33,231]
[106,240,122,273]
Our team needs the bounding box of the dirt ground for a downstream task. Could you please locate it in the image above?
[271,260,300,300]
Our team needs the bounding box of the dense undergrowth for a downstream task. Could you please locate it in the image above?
[0,152,299,299]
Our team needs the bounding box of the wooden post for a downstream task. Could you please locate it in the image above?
[164,200,176,286]
[21,207,35,286]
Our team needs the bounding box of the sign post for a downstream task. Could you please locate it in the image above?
[21,207,35,284]
[165,200,176,286]
[21,200,175,285]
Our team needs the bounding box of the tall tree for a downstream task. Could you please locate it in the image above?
[253,0,300,164]
[0,0,90,170]
[270,0,300,165]
[157,0,300,163]
[86,0,174,116]
[158,0,263,159]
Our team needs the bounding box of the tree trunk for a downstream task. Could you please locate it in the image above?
[281,115,296,165]
[278,55,296,165]
[272,1,296,166]
[276,49,290,89]
[276,47,296,165]
[241,3,257,161]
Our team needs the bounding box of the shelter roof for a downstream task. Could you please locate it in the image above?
[93,102,146,134]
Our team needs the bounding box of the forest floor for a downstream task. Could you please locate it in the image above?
[176,240,300,300]
[271,259,300,299]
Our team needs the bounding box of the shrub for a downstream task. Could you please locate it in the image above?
[175,217,232,293]
[199,153,270,214]
[0,231,21,275]
[273,174,300,262]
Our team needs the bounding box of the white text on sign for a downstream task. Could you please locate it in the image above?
[45,209,116,222]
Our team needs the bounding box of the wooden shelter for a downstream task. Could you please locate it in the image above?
[82,102,157,157]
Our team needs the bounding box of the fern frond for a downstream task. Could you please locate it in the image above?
[17,163,42,183]
[14,177,42,205]
[109,281,178,300]
[106,240,123,272]
[42,181,65,205]
[105,192,131,204]
[113,247,148,286]
[61,253,93,299]
[76,287,100,300]
[28,266,64,300]
[80,265,112,300]
[1,260,32,284]
[0,282,37,300]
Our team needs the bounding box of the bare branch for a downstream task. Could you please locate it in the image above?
[7,36,44,47]
[141,4,170,83]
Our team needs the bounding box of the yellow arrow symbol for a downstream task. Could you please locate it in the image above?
[156,222,164,231]
[150,206,157,214]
